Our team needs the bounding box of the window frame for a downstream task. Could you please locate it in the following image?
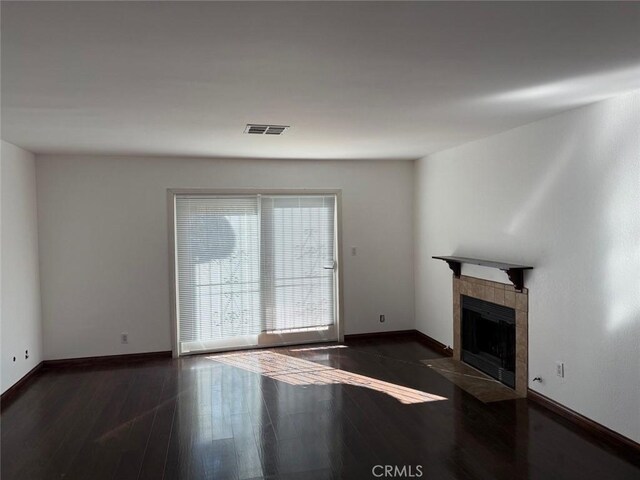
[167,188,344,358]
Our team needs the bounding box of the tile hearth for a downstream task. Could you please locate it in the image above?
[422,357,522,403]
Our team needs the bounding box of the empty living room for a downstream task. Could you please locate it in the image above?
[1,1,639,479]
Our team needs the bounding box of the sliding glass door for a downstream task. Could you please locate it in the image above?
[172,191,339,355]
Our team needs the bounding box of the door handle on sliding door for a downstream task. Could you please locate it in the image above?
[323,261,336,270]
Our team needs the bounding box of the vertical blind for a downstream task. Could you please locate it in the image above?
[175,194,336,352]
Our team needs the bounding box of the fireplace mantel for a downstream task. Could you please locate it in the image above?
[432,255,533,291]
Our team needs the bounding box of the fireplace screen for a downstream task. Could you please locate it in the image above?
[461,295,516,388]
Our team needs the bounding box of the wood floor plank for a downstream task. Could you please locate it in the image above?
[1,338,639,480]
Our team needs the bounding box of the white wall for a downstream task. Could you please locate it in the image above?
[414,90,640,443]
[36,156,414,360]
[1,141,43,394]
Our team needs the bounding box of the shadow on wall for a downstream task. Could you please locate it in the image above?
[502,89,640,333]
[598,100,640,332]
[505,130,577,236]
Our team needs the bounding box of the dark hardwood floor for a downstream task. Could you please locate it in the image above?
[2,337,639,479]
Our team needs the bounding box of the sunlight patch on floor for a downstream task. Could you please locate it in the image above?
[208,350,446,404]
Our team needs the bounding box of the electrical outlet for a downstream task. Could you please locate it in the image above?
[555,361,564,378]
[121,333,129,344]
[379,314,385,323]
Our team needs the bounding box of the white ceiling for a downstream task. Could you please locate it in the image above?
[2,1,640,160]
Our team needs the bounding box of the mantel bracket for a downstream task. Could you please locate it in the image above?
[504,268,525,291]
[445,260,462,278]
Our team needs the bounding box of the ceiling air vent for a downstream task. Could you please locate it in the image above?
[244,124,289,135]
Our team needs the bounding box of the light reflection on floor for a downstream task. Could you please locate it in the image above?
[209,350,447,404]
[289,344,348,352]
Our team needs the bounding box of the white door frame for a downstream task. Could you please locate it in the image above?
[167,188,344,358]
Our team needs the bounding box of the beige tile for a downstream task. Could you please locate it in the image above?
[515,309,528,396]
[453,336,461,360]
[493,288,505,305]
[483,286,495,303]
[516,366,528,397]
[453,331,461,351]
[516,293,528,311]
[516,343,528,359]
[477,285,487,300]
[516,310,528,327]
[516,333,527,353]
[504,290,516,308]
[486,285,497,300]
[466,283,475,297]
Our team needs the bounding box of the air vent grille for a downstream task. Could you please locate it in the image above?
[244,124,289,135]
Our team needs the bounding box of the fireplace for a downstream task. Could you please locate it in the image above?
[461,295,516,388]
[432,255,531,396]
[451,275,528,396]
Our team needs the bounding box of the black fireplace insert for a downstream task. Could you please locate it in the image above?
[461,295,516,388]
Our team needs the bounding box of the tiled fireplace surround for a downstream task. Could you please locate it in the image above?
[453,275,529,397]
